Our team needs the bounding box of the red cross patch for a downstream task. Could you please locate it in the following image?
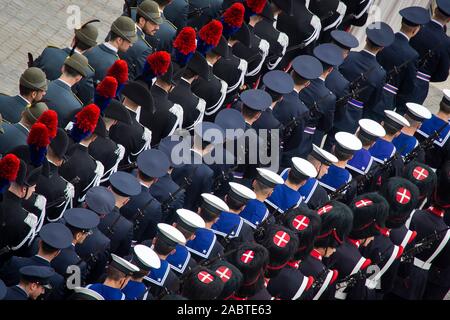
[198,271,214,284]
[273,231,290,248]
[318,205,333,215]
[215,266,232,283]
[413,166,429,181]
[355,199,373,208]
[396,187,411,204]
[292,215,310,230]
[240,250,255,264]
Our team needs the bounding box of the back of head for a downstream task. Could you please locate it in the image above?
[181,267,224,300]
[315,201,353,249]
[403,161,437,202]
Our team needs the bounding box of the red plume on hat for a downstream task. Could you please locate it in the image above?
[36,110,58,139]
[70,104,101,143]
[142,51,171,85]
[94,76,118,112]
[106,59,128,96]
[222,3,245,38]
[27,122,51,167]
[173,27,197,66]
[245,0,266,15]
[197,19,224,56]
[0,154,20,193]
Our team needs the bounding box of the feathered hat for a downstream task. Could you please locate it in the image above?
[36,110,58,140]
[106,59,128,97]
[0,154,21,193]
[244,0,267,19]
[69,104,101,143]
[27,122,51,167]
[197,19,223,56]
[94,76,118,113]
[221,3,245,39]
[141,51,172,86]
[173,27,197,67]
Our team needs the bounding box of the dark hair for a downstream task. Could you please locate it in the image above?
[154,0,171,6]
[357,132,374,148]
[291,71,309,87]
[287,169,305,185]
[74,36,92,51]
[366,39,383,50]
[136,12,145,24]
[183,68,197,80]
[40,241,59,255]
[110,31,124,42]
[226,195,245,212]
[333,147,352,162]
[199,207,219,223]
[107,265,127,281]
[176,224,195,240]
[138,170,156,183]
[440,100,450,114]
[265,88,282,103]
[154,237,175,256]
[241,105,260,119]
[384,123,399,136]
[253,179,273,194]
[63,64,82,78]
[67,225,84,239]
[19,85,39,97]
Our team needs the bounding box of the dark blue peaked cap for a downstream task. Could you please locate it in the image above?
[39,223,73,249]
[313,43,344,67]
[331,30,359,49]
[19,266,55,286]
[240,89,272,111]
[109,171,141,197]
[291,55,323,80]
[64,208,100,230]
[263,70,294,95]
[437,0,450,16]
[400,6,431,26]
[85,186,115,215]
[137,149,171,178]
[366,22,395,47]
[215,108,246,131]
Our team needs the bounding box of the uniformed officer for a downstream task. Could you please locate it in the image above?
[59,104,104,204]
[0,101,48,154]
[87,253,139,300]
[299,201,353,300]
[191,32,229,122]
[299,43,342,148]
[368,110,409,180]
[143,223,185,298]
[209,259,243,300]
[211,182,256,245]
[78,186,113,284]
[253,70,293,165]
[415,89,450,170]
[98,171,141,257]
[4,266,55,300]
[402,161,437,211]
[273,55,322,165]
[122,244,160,300]
[85,16,137,86]
[163,0,188,30]
[145,0,177,52]
[339,22,394,123]
[339,0,373,31]
[0,67,47,123]
[319,132,362,197]
[266,157,317,214]
[233,89,272,181]
[51,208,99,288]
[37,129,75,223]
[306,0,347,42]
[0,223,72,300]
[346,119,385,179]
[323,30,359,150]
[0,154,43,261]
[294,145,337,209]
[409,0,450,105]
[376,6,431,115]
[166,209,204,276]
[189,0,223,30]
[171,122,222,211]
[186,193,229,262]
[392,102,432,159]
[227,242,271,300]
[121,149,170,242]
[169,52,209,131]
[109,81,153,166]
[44,53,90,128]
[181,267,225,300]
[330,192,389,300]
[239,168,283,229]
[121,0,162,80]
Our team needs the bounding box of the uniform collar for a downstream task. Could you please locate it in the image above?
[427,206,445,218]
[57,78,73,88]
[18,95,31,105]
[379,227,390,237]
[310,249,322,261]
[15,285,29,297]
[431,18,444,28]
[18,122,30,133]
[362,49,377,57]
[287,260,301,269]
[347,238,360,248]
[35,255,51,263]
[104,42,119,53]
[398,32,410,41]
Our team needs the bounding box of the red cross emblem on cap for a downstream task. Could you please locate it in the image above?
[396,187,411,204]
[273,231,290,248]
[292,215,310,230]
[198,271,214,284]
[240,250,255,264]
[413,166,429,181]
[215,266,232,283]
[318,205,333,215]
[355,199,373,208]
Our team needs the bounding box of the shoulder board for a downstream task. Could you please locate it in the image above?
[164,19,177,31]
[87,63,95,72]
